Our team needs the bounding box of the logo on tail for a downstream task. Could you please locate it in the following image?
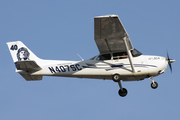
[17,47,30,61]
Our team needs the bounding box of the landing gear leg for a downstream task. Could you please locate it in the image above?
[112,74,121,82]
[118,80,128,97]
[149,77,158,89]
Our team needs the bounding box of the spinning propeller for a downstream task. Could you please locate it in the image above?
[166,51,175,73]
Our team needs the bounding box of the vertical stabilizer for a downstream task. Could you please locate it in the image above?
[7,41,43,81]
[6,41,41,63]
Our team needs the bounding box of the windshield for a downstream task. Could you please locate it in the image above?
[90,56,97,60]
[131,48,142,57]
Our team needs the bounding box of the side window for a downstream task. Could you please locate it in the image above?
[97,54,111,60]
[113,52,128,59]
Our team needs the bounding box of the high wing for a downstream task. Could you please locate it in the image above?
[94,15,133,54]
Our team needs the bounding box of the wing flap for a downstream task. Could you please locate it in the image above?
[94,15,133,53]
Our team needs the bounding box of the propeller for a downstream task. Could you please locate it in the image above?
[166,51,175,73]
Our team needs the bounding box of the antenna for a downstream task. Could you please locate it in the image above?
[77,54,84,61]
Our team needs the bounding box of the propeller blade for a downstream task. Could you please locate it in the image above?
[166,51,174,74]
[169,62,172,73]
[167,51,170,62]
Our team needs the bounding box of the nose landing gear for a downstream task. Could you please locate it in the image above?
[149,77,158,89]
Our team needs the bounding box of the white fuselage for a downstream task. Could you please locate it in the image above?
[26,55,168,81]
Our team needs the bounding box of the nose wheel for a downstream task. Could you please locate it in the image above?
[149,77,158,89]
[151,82,158,89]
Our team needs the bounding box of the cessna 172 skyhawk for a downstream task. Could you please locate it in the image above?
[7,15,175,97]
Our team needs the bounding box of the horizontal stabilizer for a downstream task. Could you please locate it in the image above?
[15,60,41,72]
[19,73,42,81]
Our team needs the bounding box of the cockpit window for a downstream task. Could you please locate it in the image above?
[97,54,111,60]
[90,49,141,60]
[113,52,128,59]
[131,48,142,57]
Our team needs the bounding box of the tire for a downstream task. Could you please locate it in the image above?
[118,88,128,97]
[112,74,121,82]
[151,82,158,89]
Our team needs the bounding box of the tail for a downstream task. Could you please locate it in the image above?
[7,41,43,81]
[6,41,41,62]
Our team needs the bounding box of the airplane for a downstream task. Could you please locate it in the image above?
[7,15,175,97]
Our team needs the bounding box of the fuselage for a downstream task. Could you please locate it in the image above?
[26,55,168,81]
[7,14,175,97]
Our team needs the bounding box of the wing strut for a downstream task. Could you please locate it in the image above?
[105,39,111,52]
[123,37,135,73]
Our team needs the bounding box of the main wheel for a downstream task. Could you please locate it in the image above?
[118,88,128,97]
[112,74,121,82]
[151,82,158,89]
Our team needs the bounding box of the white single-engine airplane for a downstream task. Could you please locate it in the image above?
[7,15,175,97]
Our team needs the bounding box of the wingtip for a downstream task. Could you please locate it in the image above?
[95,14,118,18]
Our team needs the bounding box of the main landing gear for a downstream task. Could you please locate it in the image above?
[118,81,128,97]
[112,74,128,97]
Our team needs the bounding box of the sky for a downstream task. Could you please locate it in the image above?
[0,0,180,120]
